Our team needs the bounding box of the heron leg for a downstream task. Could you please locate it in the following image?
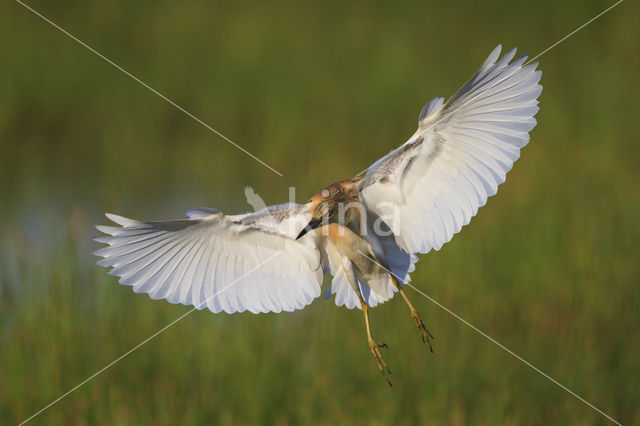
[391,276,434,352]
[358,294,392,386]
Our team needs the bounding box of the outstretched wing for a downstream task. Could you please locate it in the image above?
[359,45,542,254]
[94,204,323,314]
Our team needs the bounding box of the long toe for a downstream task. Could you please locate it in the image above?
[412,311,435,353]
[368,339,392,386]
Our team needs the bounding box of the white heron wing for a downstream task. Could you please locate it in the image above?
[359,45,542,254]
[94,203,323,314]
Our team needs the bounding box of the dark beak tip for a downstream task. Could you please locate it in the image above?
[297,217,323,240]
[296,226,311,240]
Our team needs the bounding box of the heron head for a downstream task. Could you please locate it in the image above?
[295,193,339,240]
[296,181,361,240]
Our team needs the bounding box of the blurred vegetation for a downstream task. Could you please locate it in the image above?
[1,0,639,424]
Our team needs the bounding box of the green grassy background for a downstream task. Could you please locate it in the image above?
[2,0,639,424]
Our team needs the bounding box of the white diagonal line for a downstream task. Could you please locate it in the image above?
[526,0,623,65]
[18,252,280,426]
[356,250,622,426]
[355,0,623,178]
[15,0,284,177]
[404,283,622,425]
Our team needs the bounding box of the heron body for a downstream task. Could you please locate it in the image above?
[305,178,406,305]
[95,46,542,384]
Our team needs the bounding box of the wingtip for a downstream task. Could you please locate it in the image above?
[105,212,124,223]
[501,46,518,64]
[94,253,109,263]
[482,45,503,69]
[95,224,117,235]
[105,212,141,227]
[515,53,529,65]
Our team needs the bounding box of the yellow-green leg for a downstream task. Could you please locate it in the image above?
[358,293,392,386]
[391,276,434,352]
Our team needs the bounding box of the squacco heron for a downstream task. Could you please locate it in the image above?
[95,46,542,385]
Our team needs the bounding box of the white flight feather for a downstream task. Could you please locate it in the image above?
[360,45,542,254]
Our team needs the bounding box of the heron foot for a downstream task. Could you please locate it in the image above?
[411,309,434,353]
[368,338,392,386]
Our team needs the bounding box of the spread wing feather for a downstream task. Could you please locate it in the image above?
[359,45,542,254]
[94,204,323,314]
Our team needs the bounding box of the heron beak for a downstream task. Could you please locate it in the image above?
[296,216,324,240]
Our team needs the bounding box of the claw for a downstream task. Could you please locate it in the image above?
[368,338,392,386]
[412,310,435,353]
